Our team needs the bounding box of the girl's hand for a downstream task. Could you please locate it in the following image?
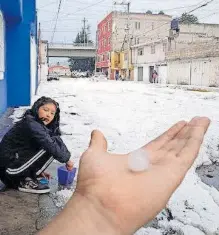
[66,160,74,171]
[41,172,51,180]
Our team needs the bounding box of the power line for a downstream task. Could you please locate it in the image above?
[42,30,79,33]
[64,0,106,17]
[199,10,219,20]
[51,0,63,43]
[187,0,214,13]
[38,0,57,9]
[116,0,216,42]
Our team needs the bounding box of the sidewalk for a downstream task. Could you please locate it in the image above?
[0,109,60,234]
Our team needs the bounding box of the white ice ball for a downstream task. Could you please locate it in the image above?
[128,149,150,172]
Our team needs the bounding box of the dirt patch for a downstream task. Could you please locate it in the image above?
[0,190,39,235]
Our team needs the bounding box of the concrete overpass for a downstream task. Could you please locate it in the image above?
[48,43,96,58]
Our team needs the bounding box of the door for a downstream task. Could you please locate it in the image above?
[149,66,154,83]
[138,67,143,81]
[158,65,167,84]
[191,60,210,86]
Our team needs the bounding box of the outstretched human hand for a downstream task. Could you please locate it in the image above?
[76,117,210,234]
[40,117,210,235]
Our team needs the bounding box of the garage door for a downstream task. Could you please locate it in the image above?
[138,67,143,81]
[158,65,167,84]
[0,11,5,80]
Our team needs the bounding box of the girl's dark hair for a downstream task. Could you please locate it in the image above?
[23,96,61,136]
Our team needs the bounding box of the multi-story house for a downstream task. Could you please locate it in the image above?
[96,13,112,78]
[96,11,171,80]
[132,22,219,84]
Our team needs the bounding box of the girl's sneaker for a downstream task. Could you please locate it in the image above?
[0,180,7,192]
[18,177,50,194]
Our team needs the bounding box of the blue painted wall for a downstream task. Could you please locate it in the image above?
[0,5,7,115]
[0,75,7,115]
[0,0,37,115]
[7,0,36,107]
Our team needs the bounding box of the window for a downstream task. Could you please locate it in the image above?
[108,21,111,31]
[124,52,128,61]
[135,22,140,30]
[163,43,167,52]
[108,37,111,46]
[0,11,5,80]
[151,45,155,54]
[138,48,144,56]
[134,37,140,45]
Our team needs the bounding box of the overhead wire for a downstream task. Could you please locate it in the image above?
[114,0,216,42]
[51,0,63,43]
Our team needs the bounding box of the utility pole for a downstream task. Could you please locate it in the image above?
[95,29,98,73]
[38,23,42,81]
[114,1,131,80]
[82,17,87,47]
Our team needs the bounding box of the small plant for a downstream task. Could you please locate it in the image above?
[178,81,189,85]
[187,88,210,92]
[209,84,219,88]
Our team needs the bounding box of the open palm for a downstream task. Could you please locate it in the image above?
[76,117,210,234]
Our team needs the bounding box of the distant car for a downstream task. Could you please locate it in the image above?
[47,73,59,81]
[90,72,107,82]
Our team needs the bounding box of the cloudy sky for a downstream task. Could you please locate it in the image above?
[37,0,219,44]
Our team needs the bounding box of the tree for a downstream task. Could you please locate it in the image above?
[69,26,95,72]
[68,57,95,72]
[74,25,93,45]
[146,10,152,14]
[179,13,199,24]
[158,11,165,15]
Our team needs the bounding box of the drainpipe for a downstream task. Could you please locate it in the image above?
[190,61,192,85]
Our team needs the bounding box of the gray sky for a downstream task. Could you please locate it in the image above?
[37,0,219,44]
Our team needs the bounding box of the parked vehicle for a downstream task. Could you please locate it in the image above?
[47,73,59,81]
[90,72,107,82]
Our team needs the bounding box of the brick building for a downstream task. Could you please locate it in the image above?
[96,13,112,78]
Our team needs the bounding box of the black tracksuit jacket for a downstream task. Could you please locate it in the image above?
[0,115,71,172]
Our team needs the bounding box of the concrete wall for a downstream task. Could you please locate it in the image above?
[167,42,219,60]
[168,57,219,86]
[48,48,95,58]
[38,64,48,82]
[40,41,48,64]
[39,40,48,82]
[132,39,167,83]
[134,65,150,83]
[132,41,166,65]
[112,12,171,51]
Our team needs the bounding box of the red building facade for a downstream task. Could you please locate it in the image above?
[96,13,113,77]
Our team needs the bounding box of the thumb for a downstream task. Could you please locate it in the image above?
[89,130,107,152]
